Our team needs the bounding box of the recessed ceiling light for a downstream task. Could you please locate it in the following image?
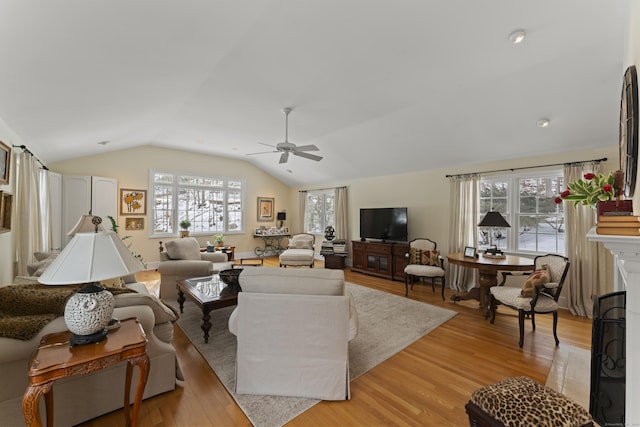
[537,118,550,128]
[509,29,526,44]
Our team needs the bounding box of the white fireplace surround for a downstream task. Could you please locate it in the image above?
[587,228,639,424]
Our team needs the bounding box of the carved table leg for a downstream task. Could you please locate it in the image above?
[124,353,150,427]
[23,382,53,427]
[177,288,185,313]
[201,306,212,343]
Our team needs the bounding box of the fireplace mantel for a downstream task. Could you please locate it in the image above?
[587,227,640,424]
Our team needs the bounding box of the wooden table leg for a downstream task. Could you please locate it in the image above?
[124,353,150,427]
[22,382,53,427]
[478,269,498,318]
[201,307,212,343]
[178,288,185,313]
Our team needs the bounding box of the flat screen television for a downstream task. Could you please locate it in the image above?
[359,207,408,242]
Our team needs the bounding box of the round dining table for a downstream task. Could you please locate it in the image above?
[447,252,535,318]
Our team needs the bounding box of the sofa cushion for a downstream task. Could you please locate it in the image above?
[240,267,344,296]
[164,238,201,260]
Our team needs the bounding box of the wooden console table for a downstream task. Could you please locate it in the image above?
[23,317,149,427]
[447,253,534,318]
[351,240,408,281]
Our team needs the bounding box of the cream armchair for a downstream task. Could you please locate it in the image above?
[158,238,233,300]
[228,267,358,400]
[279,233,316,267]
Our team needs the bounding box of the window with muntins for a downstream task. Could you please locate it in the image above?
[305,190,334,234]
[479,171,565,255]
[150,170,244,237]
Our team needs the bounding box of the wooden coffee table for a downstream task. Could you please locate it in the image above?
[177,275,240,343]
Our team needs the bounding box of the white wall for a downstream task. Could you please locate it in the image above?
[627,0,640,215]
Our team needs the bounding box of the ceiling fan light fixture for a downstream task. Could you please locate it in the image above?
[509,29,526,44]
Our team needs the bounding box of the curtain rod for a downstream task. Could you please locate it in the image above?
[12,144,49,170]
[299,185,347,192]
[445,157,608,178]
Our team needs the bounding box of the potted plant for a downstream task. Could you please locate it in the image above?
[214,233,225,247]
[179,219,191,238]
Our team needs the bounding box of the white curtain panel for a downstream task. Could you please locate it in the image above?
[334,187,348,241]
[564,162,613,317]
[447,174,479,292]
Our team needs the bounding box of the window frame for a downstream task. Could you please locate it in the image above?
[304,189,335,234]
[149,169,245,238]
[479,169,565,256]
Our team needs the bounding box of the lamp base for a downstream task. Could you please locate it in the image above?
[69,328,109,346]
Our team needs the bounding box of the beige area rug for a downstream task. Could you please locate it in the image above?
[172,282,457,427]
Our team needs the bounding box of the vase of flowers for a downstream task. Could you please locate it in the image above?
[554,171,632,215]
[214,233,225,247]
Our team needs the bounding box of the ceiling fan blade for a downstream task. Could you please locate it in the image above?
[246,150,278,156]
[258,142,277,148]
[293,144,319,152]
[279,152,289,164]
[293,151,323,161]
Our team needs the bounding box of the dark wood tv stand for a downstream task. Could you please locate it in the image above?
[351,240,409,281]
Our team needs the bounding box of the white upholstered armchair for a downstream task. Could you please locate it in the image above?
[279,233,316,267]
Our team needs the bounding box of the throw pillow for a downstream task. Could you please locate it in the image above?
[289,235,314,249]
[421,249,440,266]
[33,253,59,277]
[521,264,551,297]
[409,248,440,266]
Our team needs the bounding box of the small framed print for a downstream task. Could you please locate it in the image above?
[0,140,10,185]
[257,197,274,222]
[464,246,476,258]
[120,189,146,215]
[125,217,144,231]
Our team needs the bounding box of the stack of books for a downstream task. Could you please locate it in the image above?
[320,240,334,256]
[596,215,640,235]
[333,240,347,255]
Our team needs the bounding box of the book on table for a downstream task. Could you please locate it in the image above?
[596,227,640,235]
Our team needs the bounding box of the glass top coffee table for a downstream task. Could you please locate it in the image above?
[176,274,241,343]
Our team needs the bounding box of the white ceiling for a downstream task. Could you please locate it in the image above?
[0,1,630,186]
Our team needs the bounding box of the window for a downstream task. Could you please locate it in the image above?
[150,170,244,237]
[479,171,565,255]
[305,190,334,234]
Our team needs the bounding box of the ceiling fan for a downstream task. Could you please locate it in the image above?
[247,107,323,164]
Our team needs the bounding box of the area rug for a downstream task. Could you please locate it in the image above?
[172,282,457,427]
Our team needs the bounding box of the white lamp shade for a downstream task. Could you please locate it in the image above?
[67,214,105,236]
[39,230,144,285]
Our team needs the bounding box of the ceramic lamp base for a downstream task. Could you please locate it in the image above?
[70,328,108,346]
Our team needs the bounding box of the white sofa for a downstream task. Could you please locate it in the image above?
[158,237,234,300]
[228,267,358,400]
[0,280,180,426]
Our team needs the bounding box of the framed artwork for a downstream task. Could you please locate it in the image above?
[257,197,274,221]
[0,140,10,185]
[120,189,146,215]
[464,246,476,258]
[125,217,144,230]
[0,191,13,233]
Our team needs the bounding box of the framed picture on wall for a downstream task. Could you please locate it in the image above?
[120,189,146,215]
[125,217,144,230]
[0,140,10,185]
[257,197,274,222]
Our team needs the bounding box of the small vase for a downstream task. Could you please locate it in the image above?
[597,200,633,217]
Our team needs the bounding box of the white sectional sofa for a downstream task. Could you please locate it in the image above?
[228,267,358,400]
[0,280,180,426]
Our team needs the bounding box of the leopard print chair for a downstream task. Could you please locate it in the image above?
[465,376,595,427]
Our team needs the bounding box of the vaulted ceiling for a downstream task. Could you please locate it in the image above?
[0,1,630,186]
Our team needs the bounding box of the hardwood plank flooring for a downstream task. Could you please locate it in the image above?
[80,258,592,427]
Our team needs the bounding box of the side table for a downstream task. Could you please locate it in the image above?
[324,253,346,269]
[23,317,150,427]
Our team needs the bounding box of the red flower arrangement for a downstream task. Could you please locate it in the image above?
[554,172,620,207]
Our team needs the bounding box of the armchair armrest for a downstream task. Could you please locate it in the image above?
[200,252,229,263]
[157,259,213,276]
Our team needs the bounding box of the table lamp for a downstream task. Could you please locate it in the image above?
[277,211,286,228]
[478,210,511,255]
[39,216,144,345]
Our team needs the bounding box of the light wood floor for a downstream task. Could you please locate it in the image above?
[80,257,592,427]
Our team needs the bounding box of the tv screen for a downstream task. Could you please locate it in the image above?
[359,207,408,242]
